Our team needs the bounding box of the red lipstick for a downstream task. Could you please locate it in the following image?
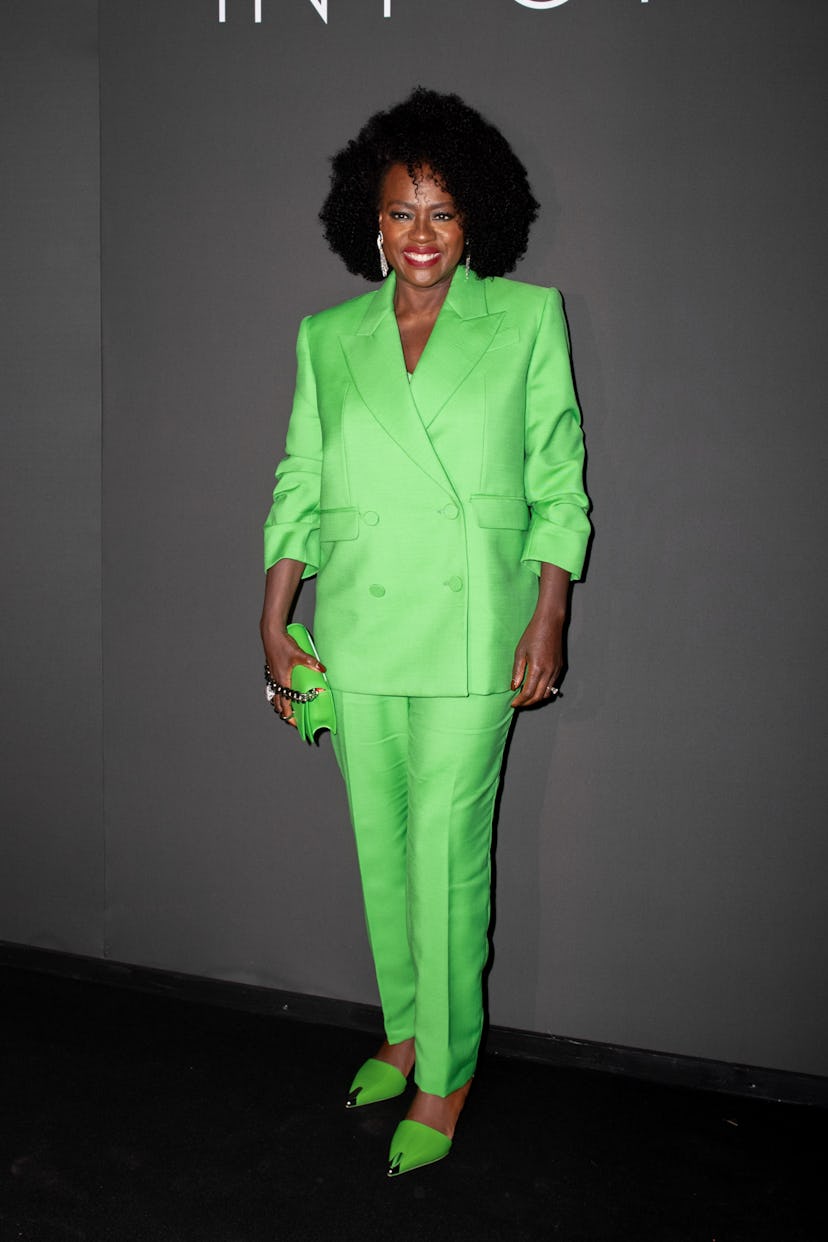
[402,249,441,268]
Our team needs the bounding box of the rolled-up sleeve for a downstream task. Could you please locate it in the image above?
[521,288,591,580]
[263,317,322,577]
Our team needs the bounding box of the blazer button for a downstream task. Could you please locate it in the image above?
[369,583,386,597]
[441,503,459,519]
[361,510,380,526]
[445,576,463,593]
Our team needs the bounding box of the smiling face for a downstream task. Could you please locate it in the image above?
[377,162,465,293]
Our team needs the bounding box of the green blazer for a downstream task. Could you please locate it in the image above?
[264,267,590,697]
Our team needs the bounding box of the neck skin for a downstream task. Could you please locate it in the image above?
[392,266,458,321]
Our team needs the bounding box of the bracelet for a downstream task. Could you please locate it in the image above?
[264,663,321,705]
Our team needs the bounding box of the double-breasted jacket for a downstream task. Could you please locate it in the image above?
[264,267,590,696]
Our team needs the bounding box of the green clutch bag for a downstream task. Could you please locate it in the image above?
[285,623,337,744]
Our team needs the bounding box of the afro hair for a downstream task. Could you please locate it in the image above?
[319,87,540,281]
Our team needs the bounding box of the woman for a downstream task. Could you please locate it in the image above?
[260,88,590,1177]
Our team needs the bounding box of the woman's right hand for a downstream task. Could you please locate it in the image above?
[262,627,326,729]
[259,558,323,729]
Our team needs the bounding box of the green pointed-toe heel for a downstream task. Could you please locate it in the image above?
[345,1058,408,1109]
[386,1119,452,1177]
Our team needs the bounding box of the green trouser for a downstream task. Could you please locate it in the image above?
[331,688,514,1098]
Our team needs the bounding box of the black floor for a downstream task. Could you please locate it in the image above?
[1,968,823,1242]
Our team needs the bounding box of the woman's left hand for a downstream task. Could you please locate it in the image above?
[510,614,564,707]
[510,562,571,708]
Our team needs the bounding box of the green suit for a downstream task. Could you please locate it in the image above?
[264,267,590,696]
[264,268,590,1094]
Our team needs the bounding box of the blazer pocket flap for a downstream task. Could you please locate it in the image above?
[470,495,530,531]
[319,507,360,542]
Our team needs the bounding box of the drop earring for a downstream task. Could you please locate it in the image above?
[377,230,389,279]
[465,241,471,281]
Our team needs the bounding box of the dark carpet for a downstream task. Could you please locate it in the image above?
[0,967,822,1242]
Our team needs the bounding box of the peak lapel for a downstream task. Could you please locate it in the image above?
[339,274,456,498]
[409,270,503,428]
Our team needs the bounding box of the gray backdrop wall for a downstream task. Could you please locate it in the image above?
[2,0,826,1079]
[1,0,103,955]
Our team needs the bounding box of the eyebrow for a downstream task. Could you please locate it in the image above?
[387,199,454,209]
